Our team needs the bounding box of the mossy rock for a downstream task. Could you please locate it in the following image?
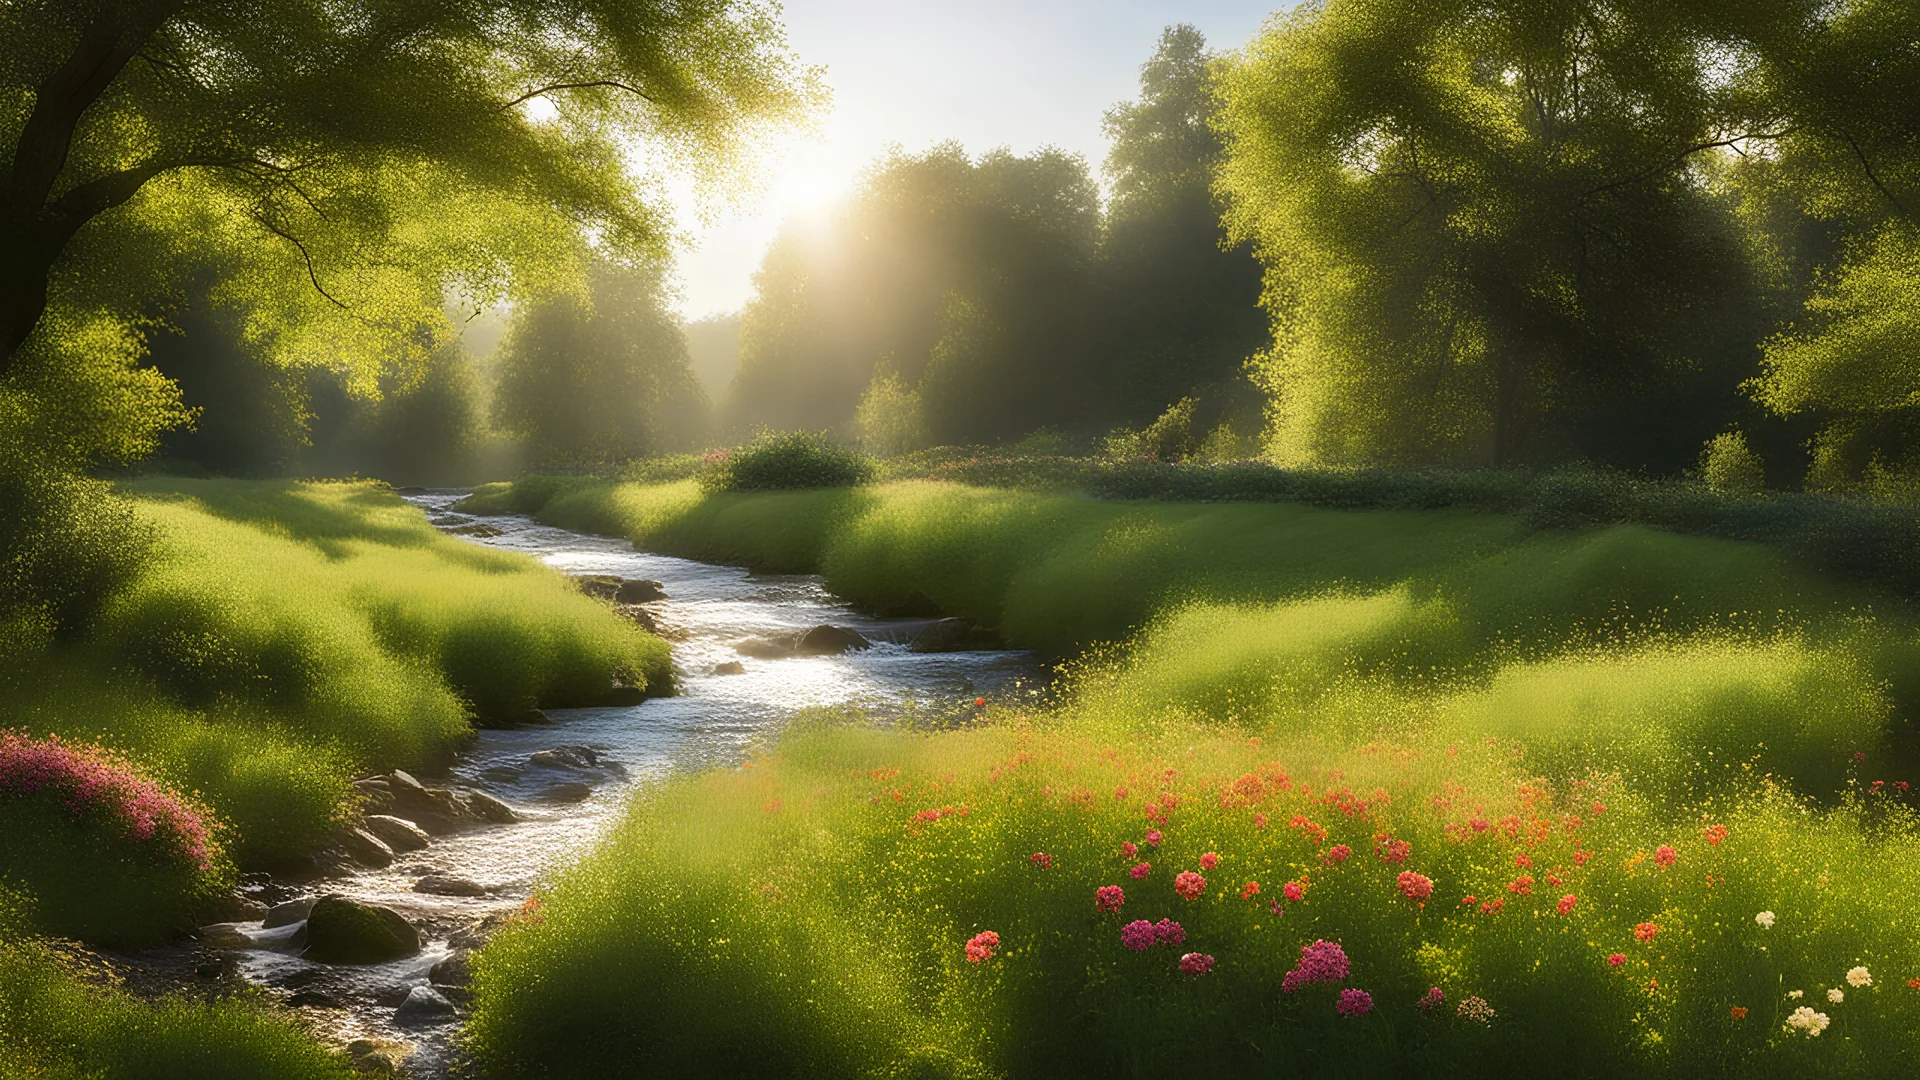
[302,895,419,964]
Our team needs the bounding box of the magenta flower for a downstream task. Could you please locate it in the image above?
[1095,885,1125,913]
[1336,988,1373,1017]
[1153,918,1185,946]
[1130,861,1151,880]
[0,731,213,871]
[1281,939,1351,993]
[1145,829,1163,846]
[1120,919,1157,951]
[1121,841,1138,858]
[1418,987,1444,1012]
[1179,952,1215,976]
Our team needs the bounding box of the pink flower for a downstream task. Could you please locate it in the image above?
[965,930,1000,963]
[1253,812,1268,828]
[1323,844,1351,865]
[1174,871,1207,900]
[1336,988,1373,1017]
[1029,852,1053,869]
[1095,885,1125,913]
[1145,829,1163,847]
[1283,881,1305,902]
[1556,894,1577,916]
[1153,919,1186,946]
[1418,987,1444,1012]
[1120,920,1156,951]
[1130,861,1151,880]
[1608,953,1626,967]
[1179,952,1215,976]
[0,731,213,871]
[1654,845,1677,868]
[1121,841,1138,858]
[1396,871,1433,901]
[1200,851,1219,870]
[1377,837,1410,863]
[1281,939,1350,993]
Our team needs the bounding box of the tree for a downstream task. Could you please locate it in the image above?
[0,0,819,459]
[727,143,1101,442]
[1099,25,1268,427]
[1215,0,1771,469]
[493,260,708,465]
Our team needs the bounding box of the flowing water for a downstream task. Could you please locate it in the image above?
[195,491,1042,1075]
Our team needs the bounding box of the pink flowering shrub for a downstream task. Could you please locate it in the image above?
[1095,885,1125,912]
[1336,988,1373,1017]
[964,930,1000,963]
[1179,952,1215,976]
[0,731,227,944]
[1120,919,1157,951]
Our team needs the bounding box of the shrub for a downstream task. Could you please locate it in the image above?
[1139,397,1200,462]
[1700,431,1766,495]
[700,431,874,493]
[0,732,228,945]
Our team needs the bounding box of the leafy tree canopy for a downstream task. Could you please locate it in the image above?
[0,0,821,462]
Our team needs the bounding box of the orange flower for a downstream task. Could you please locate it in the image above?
[1730,1006,1748,1019]
[1703,823,1728,846]
[1634,922,1659,942]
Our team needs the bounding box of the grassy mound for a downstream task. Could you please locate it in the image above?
[1,479,670,871]
[467,720,1920,1078]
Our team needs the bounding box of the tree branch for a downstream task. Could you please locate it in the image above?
[503,80,658,111]
[250,213,349,310]
[1582,131,1793,200]
[1842,132,1911,220]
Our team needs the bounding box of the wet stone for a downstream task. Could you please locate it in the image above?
[798,624,873,656]
[613,578,667,603]
[539,780,593,803]
[301,896,420,965]
[394,985,459,1025]
[263,896,315,928]
[413,875,489,897]
[529,745,603,770]
[362,815,430,854]
[335,826,395,869]
[429,949,472,987]
[460,789,519,823]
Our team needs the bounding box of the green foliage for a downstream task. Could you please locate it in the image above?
[1701,432,1767,496]
[1138,398,1200,463]
[0,424,153,639]
[494,260,711,466]
[1215,0,1768,470]
[702,432,875,493]
[854,368,929,457]
[0,0,820,464]
[0,936,354,1080]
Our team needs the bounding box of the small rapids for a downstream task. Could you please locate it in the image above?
[182,490,1041,1076]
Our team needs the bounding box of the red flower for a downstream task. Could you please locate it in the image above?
[1284,880,1306,902]
[965,930,1000,963]
[1514,853,1533,868]
[1029,852,1054,869]
[1461,895,1477,906]
[1095,885,1125,912]
[1608,953,1626,967]
[1507,876,1534,895]
[1200,851,1219,870]
[1240,881,1260,900]
[973,697,986,707]
[1730,1006,1748,1019]
[1323,843,1351,865]
[1556,894,1577,915]
[1654,845,1677,868]
[1130,862,1151,880]
[1397,871,1434,901]
[1703,824,1728,846]
[1574,850,1592,866]
[1121,841,1138,858]
[1175,871,1207,900]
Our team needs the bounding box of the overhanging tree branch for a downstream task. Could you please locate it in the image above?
[1581,130,1794,200]
[503,80,658,111]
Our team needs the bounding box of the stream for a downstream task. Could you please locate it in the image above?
[184,491,1042,1076]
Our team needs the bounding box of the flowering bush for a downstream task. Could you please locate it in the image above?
[0,731,227,944]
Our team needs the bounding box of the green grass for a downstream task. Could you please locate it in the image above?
[3,479,671,872]
[462,475,1920,1077]
[0,936,354,1079]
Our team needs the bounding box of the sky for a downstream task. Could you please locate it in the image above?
[669,0,1283,320]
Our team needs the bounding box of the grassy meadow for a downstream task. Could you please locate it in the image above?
[2,479,670,932]
[460,474,1920,1077]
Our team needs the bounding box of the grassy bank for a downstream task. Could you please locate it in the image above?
[2,479,670,914]
[462,476,1920,1077]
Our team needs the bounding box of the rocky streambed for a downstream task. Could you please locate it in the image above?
[154,490,1041,1076]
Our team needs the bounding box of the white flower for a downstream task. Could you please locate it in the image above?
[1785,1006,1831,1037]
[1828,987,1845,1004]
[1788,989,1804,999]
[1754,910,1775,929]
[1847,966,1872,988]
